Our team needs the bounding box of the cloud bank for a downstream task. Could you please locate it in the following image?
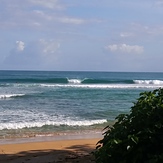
[0,0,163,71]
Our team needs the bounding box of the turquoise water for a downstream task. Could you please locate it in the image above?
[0,71,163,138]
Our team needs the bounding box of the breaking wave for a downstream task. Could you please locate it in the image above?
[0,119,107,130]
[133,80,163,85]
[0,94,25,99]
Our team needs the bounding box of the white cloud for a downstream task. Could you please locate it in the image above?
[131,23,163,36]
[29,0,63,9]
[16,41,25,51]
[33,10,86,25]
[33,10,53,21]
[39,39,60,56]
[0,0,100,31]
[105,44,144,54]
[58,17,85,25]
[120,32,135,38]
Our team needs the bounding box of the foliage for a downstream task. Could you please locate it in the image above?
[94,88,163,163]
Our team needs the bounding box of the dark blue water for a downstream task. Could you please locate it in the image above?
[0,71,163,138]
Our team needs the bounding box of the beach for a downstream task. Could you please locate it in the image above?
[0,134,100,163]
[0,71,162,162]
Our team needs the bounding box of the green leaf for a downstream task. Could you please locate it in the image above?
[95,88,163,163]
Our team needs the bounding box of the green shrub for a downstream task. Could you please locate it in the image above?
[95,88,163,163]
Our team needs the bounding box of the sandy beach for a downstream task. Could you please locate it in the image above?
[0,135,100,163]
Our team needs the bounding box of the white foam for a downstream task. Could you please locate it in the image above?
[68,79,82,84]
[40,84,54,87]
[0,119,107,130]
[0,94,25,99]
[40,83,163,89]
[134,80,163,85]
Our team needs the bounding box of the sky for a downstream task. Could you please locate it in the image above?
[0,0,163,72]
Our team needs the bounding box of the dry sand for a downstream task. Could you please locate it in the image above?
[0,137,100,163]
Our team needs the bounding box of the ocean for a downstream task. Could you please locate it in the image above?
[0,70,163,139]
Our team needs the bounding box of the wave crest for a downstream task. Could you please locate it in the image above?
[68,79,82,84]
[134,80,163,85]
[0,94,25,99]
[0,119,107,130]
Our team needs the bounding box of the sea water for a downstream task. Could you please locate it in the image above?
[0,70,163,138]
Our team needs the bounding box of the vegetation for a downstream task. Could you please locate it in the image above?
[95,88,163,163]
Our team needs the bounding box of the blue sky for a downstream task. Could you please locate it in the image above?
[0,0,163,72]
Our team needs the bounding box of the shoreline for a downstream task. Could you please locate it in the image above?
[0,130,103,145]
[0,132,101,163]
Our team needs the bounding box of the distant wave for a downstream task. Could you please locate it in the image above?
[0,94,25,99]
[8,80,163,89]
[0,77,136,84]
[1,78,163,86]
[67,78,82,84]
[0,78,68,84]
[0,119,107,130]
[133,80,163,85]
[82,78,134,84]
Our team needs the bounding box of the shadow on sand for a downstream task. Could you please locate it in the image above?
[0,144,96,163]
